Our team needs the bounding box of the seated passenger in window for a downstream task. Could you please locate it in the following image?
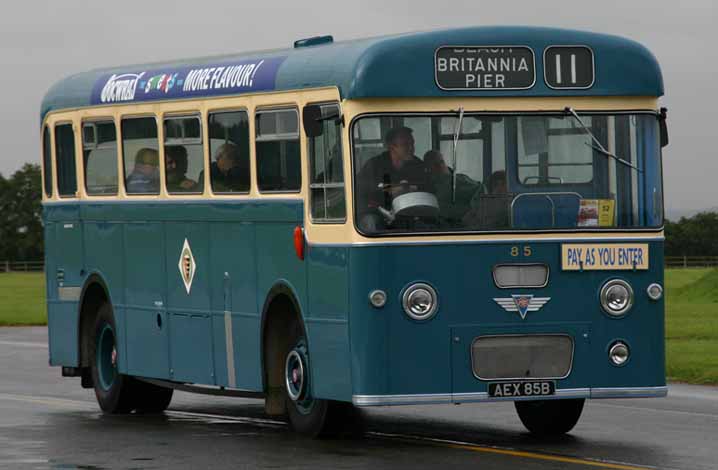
[423,150,483,221]
[202,143,249,192]
[165,145,199,193]
[467,170,512,229]
[126,148,159,194]
[356,127,430,230]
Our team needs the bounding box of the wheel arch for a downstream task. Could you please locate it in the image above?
[77,273,112,369]
[259,281,307,414]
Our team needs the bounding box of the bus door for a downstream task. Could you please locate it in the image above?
[165,225,214,385]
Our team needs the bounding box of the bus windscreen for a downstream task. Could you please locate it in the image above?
[352,113,663,234]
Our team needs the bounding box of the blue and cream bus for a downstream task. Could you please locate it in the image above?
[41,26,668,437]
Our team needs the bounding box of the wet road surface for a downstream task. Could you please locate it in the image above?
[1,327,716,469]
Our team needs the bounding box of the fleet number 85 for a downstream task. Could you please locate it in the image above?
[510,246,532,257]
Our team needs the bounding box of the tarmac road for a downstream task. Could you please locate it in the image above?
[0,327,716,470]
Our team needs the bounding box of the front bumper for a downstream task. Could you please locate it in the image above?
[352,385,668,406]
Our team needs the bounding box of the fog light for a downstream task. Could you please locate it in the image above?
[402,283,438,321]
[647,283,663,301]
[369,290,387,308]
[600,279,634,317]
[609,342,630,366]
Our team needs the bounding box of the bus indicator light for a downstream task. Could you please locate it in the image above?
[293,226,305,261]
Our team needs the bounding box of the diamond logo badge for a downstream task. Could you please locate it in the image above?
[493,295,551,320]
[178,238,196,294]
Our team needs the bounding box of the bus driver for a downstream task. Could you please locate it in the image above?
[356,127,429,231]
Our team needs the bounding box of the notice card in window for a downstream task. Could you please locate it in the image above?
[577,199,615,227]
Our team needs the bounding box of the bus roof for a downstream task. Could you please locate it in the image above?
[41,26,663,121]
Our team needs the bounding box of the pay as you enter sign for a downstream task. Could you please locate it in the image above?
[562,244,649,271]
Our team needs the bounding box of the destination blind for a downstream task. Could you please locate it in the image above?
[435,46,535,90]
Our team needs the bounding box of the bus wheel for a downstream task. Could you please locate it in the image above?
[89,303,137,414]
[514,398,585,436]
[134,380,173,414]
[283,335,359,437]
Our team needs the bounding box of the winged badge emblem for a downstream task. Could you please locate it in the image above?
[493,295,551,320]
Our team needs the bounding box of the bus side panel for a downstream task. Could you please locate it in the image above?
[46,205,83,367]
[208,220,260,391]
[165,221,213,384]
[44,219,60,365]
[123,222,170,379]
[306,245,352,401]
[82,214,127,370]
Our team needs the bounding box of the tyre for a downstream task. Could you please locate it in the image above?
[283,325,361,438]
[89,303,137,413]
[134,380,174,414]
[514,398,585,436]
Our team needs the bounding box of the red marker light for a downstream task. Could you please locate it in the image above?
[293,226,305,261]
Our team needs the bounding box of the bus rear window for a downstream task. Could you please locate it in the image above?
[54,123,77,197]
[42,126,53,197]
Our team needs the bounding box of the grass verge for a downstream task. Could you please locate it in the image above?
[0,272,46,326]
[665,268,718,384]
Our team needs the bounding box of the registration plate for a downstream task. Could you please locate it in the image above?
[488,381,555,398]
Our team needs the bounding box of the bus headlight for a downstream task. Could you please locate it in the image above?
[600,279,633,316]
[647,283,663,301]
[609,341,630,366]
[402,283,438,321]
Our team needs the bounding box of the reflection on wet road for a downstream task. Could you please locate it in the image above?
[1,328,716,470]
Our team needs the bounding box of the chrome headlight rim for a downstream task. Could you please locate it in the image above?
[600,279,634,317]
[401,282,439,321]
[608,340,631,367]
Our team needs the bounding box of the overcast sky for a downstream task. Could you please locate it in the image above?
[1,0,715,214]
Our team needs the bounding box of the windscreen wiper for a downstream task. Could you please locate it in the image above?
[451,106,465,203]
[564,107,642,173]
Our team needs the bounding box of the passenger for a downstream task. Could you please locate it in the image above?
[126,148,160,194]
[356,127,429,229]
[488,170,507,194]
[424,150,483,221]
[165,145,199,192]
[202,143,248,192]
[480,170,511,228]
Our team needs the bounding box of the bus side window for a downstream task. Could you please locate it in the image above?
[83,121,118,195]
[255,108,300,192]
[121,117,160,195]
[207,110,250,193]
[308,103,345,221]
[42,126,53,197]
[164,115,204,194]
[54,123,77,197]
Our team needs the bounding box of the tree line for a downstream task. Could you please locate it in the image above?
[665,211,718,257]
[0,163,715,260]
[0,164,43,261]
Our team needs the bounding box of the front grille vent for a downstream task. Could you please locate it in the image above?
[472,334,573,380]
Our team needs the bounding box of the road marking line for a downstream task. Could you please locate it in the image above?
[0,340,47,348]
[165,410,285,428]
[0,393,93,409]
[593,402,718,419]
[368,432,655,470]
[0,393,655,469]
